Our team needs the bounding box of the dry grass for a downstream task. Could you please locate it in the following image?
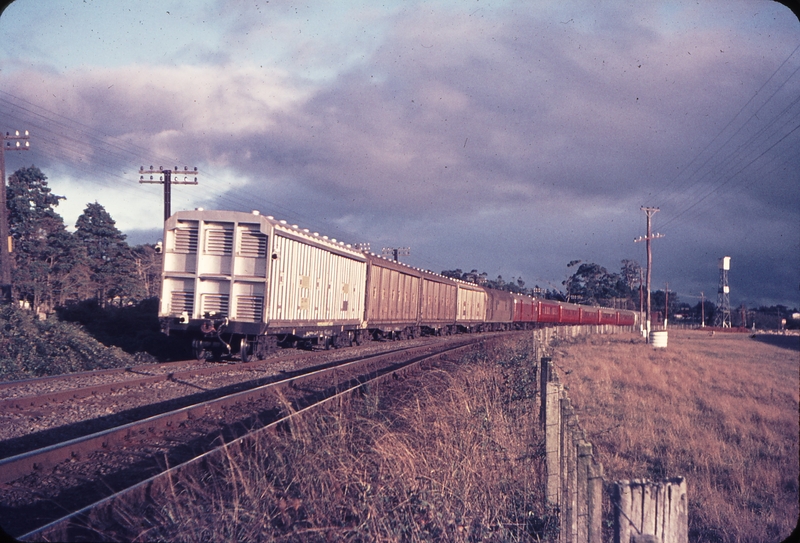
[550,330,799,543]
[95,336,554,542]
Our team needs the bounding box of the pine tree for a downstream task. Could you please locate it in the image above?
[6,166,87,312]
[74,202,144,306]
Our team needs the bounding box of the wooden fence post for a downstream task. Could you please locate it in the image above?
[545,380,562,507]
[588,459,603,543]
[613,478,688,543]
[539,356,552,428]
[560,399,576,542]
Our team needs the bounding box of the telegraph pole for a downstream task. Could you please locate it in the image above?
[139,166,199,222]
[0,130,30,303]
[634,207,664,341]
[381,247,410,262]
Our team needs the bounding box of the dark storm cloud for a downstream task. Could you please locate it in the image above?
[190,4,798,306]
[1,0,798,307]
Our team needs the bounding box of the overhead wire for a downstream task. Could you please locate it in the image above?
[660,121,800,230]
[658,95,800,222]
[644,42,800,207]
[1,88,365,243]
[650,43,800,231]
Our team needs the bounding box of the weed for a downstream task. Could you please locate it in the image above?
[97,336,552,542]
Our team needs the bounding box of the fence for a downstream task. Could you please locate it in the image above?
[533,326,688,543]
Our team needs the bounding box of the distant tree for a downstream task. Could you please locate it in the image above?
[486,275,506,290]
[651,290,681,322]
[620,260,641,295]
[563,262,623,306]
[462,269,481,284]
[6,166,86,312]
[544,289,565,301]
[74,202,144,306]
[440,269,464,280]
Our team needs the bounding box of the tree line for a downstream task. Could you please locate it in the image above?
[6,166,161,314]
[442,260,644,310]
[5,165,796,330]
[443,260,798,329]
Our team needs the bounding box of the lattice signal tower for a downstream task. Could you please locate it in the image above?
[714,256,732,328]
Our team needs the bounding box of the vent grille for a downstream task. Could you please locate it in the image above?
[201,294,229,317]
[170,291,194,316]
[236,296,264,322]
[238,231,267,258]
[174,228,198,253]
[205,229,233,255]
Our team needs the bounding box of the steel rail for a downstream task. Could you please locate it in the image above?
[0,340,439,413]
[0,336,479,485]
[15,337,485,541]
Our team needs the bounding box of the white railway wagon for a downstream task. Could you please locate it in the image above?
[455,283,487,329]
[160,209,367,360]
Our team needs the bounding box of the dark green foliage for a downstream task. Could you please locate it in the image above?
[0,166,176,373]
[74,202,145,305]
[651,289,681,321]
[562,260,641,308]
[56,298,186,361]
[6,166,88,312]
[440,268,531,294]
[0,305,135,381]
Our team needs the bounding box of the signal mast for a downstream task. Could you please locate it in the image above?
[714,256,732,328]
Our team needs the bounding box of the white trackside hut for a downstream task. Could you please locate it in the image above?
[159,209,367,360]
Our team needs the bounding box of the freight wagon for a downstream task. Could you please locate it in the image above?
[160,209,367,360]
[158,209,639,360]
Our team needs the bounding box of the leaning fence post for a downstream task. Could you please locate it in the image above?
[560,399,577,542]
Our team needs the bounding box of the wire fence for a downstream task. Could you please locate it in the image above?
[533,326,688,543]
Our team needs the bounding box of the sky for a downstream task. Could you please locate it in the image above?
[0,0,798,309]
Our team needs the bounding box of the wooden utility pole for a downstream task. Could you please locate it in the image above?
[139,166,199,222]
[634,207,664,341]
[0,130,30,303]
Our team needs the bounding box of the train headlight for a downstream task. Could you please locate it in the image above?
[179,311,189,324]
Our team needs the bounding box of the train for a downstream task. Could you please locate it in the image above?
[158,209,638,360]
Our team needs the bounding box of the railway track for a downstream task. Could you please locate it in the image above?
[0,334,498,540]
[0,337,445,456]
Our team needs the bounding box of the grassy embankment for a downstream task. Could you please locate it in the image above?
[34,330,798,542]
[0,301,185,381]
[89,336,554,542]
[551,330,799,543]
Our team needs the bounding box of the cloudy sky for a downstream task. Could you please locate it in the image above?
[1,0,798,309]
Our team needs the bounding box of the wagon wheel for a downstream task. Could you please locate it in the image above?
[239,337,253,362]
[192,339,207,362]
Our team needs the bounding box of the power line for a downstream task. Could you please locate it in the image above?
[659,121,800,230]
[645,43,800,207]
